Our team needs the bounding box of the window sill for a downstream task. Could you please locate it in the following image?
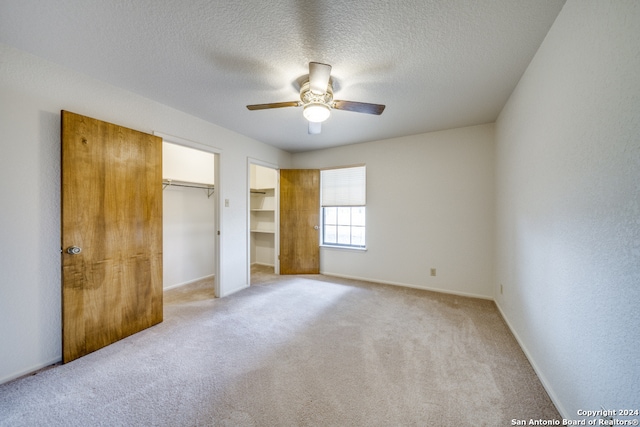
[320,245,367,252]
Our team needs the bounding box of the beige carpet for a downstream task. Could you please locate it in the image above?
[0,268,560,426]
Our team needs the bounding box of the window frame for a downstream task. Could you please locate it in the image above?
[321,206,366,249]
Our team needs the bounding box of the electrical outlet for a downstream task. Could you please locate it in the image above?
[430,268,436,276]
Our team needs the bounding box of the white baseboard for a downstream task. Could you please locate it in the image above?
[251,262,274,267]
[494,300,568,419]
[1,357,61,385]
[163,274,215,291]
[320,271,494,301]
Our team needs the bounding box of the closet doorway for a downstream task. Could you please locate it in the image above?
[249,161,279,283]
[161,138,220,298]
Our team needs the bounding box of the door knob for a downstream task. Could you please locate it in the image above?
[314,225,319,230]
[67,246,82,255]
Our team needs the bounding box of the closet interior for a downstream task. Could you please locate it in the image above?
[250,164,278,274]
[162,142,217,292]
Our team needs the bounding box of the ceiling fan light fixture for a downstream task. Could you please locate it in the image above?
[303,103,331,123]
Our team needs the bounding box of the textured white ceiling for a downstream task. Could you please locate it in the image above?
[0,0,565,152]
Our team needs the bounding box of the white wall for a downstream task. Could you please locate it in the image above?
[0,43,291,384]
[250,163,277,190]
[292,124,495,299]
[163,186,216,289]
[495,0,640,419]
[163,142,215,185]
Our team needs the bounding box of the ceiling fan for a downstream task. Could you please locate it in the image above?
[246,62,385,135]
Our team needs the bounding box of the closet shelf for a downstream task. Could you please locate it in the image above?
[163,179,215,198]
[250,188,275,196]
[251,229,275,234]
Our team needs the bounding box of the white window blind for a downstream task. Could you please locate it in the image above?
[321,166,366,206]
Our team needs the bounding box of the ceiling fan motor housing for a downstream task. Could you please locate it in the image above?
[300,81,333,108]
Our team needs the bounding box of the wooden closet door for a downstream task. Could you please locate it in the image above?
[61,111,163,363]
[279,169,320,274]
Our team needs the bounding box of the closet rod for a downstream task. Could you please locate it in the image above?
[163,180,215,198]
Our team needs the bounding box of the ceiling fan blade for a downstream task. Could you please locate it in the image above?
[309,62,332,94]
[308,121,321,135]
[246,101,299,111]
[333,100,386,115]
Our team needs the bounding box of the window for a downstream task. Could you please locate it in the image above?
[321,165,366,249]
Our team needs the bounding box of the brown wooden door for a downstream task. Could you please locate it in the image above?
[61,111,163,363]
[279,169,320,274]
